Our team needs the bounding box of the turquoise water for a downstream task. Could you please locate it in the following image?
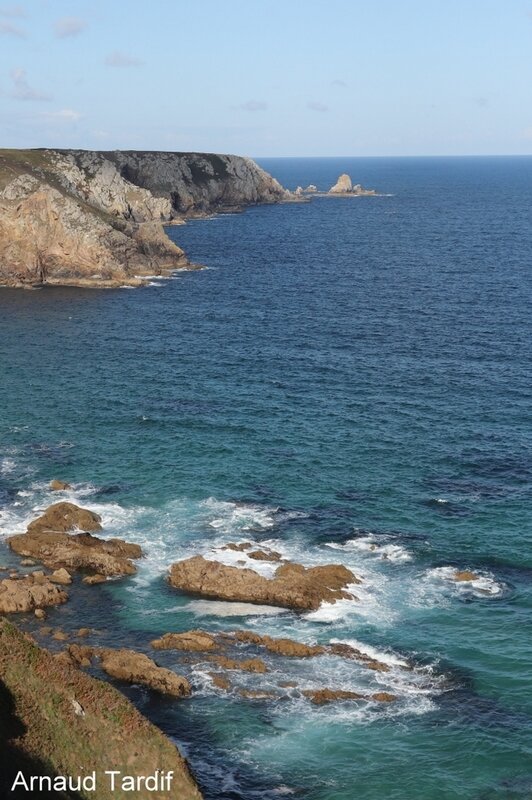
[0,156,531,799]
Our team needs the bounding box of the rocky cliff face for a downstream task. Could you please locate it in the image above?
[0,148,290,288]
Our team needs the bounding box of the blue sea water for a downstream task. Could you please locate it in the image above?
[0,156,531,799]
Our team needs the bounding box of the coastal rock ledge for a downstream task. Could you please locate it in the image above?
[167,555,359,611]
[0,148,291,288]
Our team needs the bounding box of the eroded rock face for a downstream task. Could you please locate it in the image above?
[0,574,68,613]
[8,502,142,576]
[98,648,191,698]
[0,148,291,288]
[167,555,359,611]
[329,173,353,193]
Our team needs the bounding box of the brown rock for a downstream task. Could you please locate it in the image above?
[151,630,219,652]
[168,556,359,611]
[67,644,95,667]
[83,574,107,585]
[209,672,231,690]
[454,570,479,582]
[49,567,72,585]
[233,631,325,658]
[9,503,141,576]
[248,550,282,562]
[52,630,69,641]
[20,559,36,566]
[209,655,268,673]
[278,681,298,688]
[98,648,191,698]
[303,689,365,705]
[328,642,390,672]
[34,608,46,620]
[26,501,102,535]
[50,479,71,491]
[372,692,397,702]
[0,574,68,613]
[76,627,91,638]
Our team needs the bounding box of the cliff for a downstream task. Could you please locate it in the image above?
[0,148,290,288]
[0,619,203,799]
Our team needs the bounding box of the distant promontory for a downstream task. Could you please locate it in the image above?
[0,149,292,289]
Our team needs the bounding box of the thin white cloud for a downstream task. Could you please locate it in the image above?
[10,68,52,101]
[41,108,81,122]
[239,100,268,111]
[54,16,87,38]
[331,79,347,88]
[0,5,26,17]
[307,101,328,112]
[105,50,143,67]
[0,20,24,36]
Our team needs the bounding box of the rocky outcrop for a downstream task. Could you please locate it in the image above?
[328,173,377,196]
[0,620,202,799]
[49,479,71,491]
[98,648,191,698]
[329,173,353,193]
[26,501,102,535]
[0,572,68,613]
[151,629,219,652]
[167,556,359,611]
[0,148,291,288]
[8,501,142,576]
[453,570,479,582]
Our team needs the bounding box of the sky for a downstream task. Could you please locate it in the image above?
[1,0,531,157]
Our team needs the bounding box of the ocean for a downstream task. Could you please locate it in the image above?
[0,156,531,799]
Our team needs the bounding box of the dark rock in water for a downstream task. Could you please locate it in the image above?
[167,555,359,611]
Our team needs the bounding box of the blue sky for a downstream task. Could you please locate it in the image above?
[1,0,531,156]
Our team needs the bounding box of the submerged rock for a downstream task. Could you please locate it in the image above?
[167,555,359,611]
[303,688,365,705]
[209,655,268,673]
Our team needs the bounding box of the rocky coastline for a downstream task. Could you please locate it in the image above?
[0,148,293,289]
[0,482,482,795]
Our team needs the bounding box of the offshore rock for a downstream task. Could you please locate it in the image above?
[167,555,359,611]
[98,648,191,698]
[50,479,71,491]
[0,148,291,287]
[8,502,142,576]
[151,629,219,652]
[329,173,352,193]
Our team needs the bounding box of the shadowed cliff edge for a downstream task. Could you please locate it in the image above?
[0,149,292,289]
